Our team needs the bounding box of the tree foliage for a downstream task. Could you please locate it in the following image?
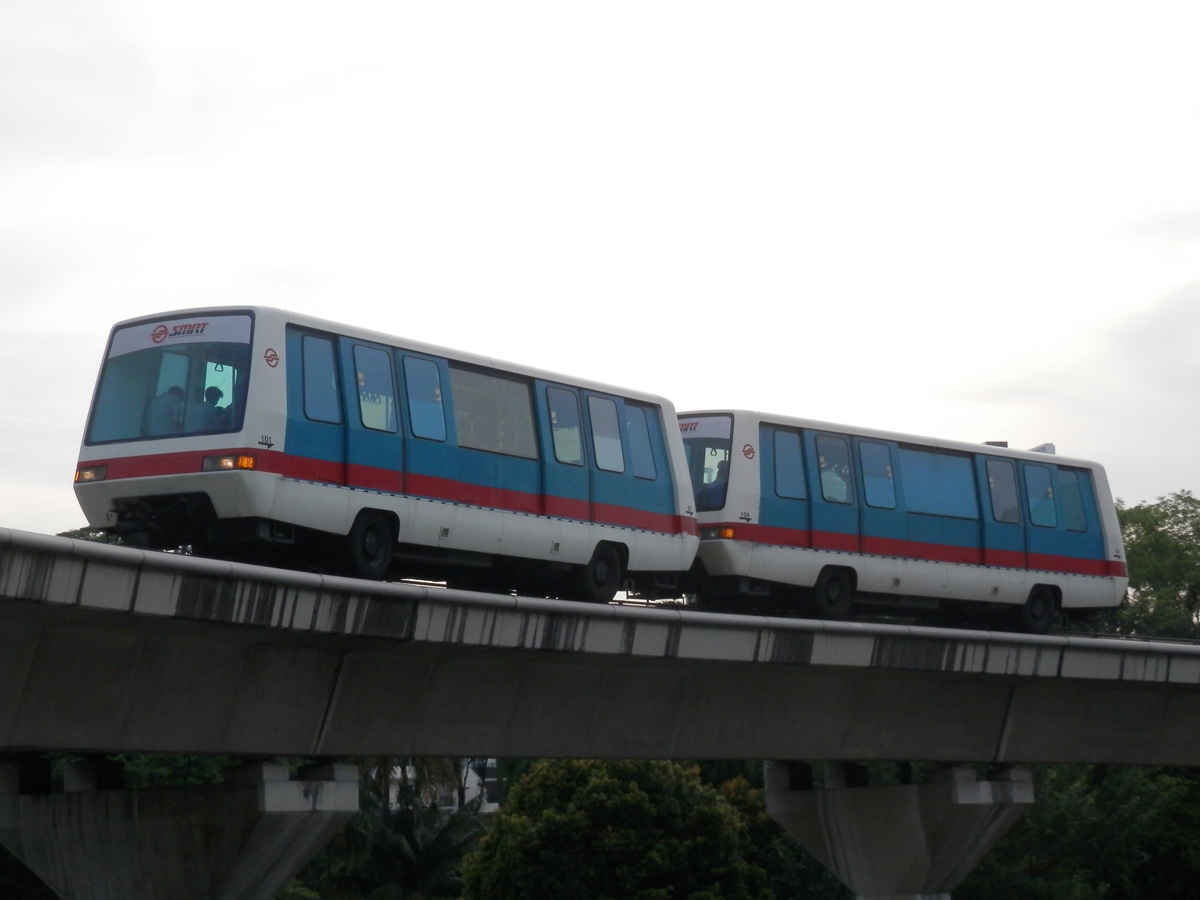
[314,797,486,900]
[714,775,850,900]
[461,759,769,900]
[56,526,117,543]
[293,757,488,900]
[1116,490,1200,637]
[958,765,1200,900]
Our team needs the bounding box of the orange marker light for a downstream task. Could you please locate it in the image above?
[202,455,258,472]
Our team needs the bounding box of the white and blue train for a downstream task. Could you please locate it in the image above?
[74,307,698,601]
[677,411,1128,632]
[74,307,1128,630]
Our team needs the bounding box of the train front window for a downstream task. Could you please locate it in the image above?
[679,414,732,511]
[86,314,253,443]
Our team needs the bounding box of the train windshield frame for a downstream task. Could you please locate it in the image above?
[85,313,254,444]
[680,414,733,512]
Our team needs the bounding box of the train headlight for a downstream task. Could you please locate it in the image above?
[74,466,107,483]
[701,526,737,540]
[202,454,258,472]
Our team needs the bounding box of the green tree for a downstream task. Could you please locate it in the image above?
[715,775,850,900]
[1116,491,1200,637]
[116,753,241,787]
[56,526,117,542]
[461,759,769,900]
[957,765,1200,900]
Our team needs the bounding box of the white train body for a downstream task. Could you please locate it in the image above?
[678,410,1127,621]
[75,307,698,596]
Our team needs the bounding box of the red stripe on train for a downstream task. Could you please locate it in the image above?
[702,521,1124,578]
[82,450,695,536]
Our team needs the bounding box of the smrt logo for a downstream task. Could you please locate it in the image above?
[679,421,699,433]
[151,322,209,343]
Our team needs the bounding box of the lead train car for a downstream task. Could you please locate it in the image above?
[678,410,1127,631]
[74,307,698,600]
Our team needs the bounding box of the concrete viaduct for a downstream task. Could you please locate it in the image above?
[1,526,1196,900]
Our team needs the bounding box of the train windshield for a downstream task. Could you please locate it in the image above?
[85,313,253,444]
[679,414,732,511]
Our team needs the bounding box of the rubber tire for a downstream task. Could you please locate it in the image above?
[812,568,855,620]
[1016,586,1058,634]
[346,512,394,580]
[575,544,623,603]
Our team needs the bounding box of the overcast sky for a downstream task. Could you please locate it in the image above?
[3,1,1200,536]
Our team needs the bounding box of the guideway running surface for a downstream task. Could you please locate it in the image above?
[2,526,1200,764]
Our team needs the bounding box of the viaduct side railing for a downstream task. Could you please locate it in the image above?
[1,526,1198,765]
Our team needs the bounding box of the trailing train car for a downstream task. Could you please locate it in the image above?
[74,307,698,600]
[677,410,1127,631]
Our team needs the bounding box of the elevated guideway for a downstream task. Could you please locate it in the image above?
[1,526,1196,765]
[3,526,1195,900]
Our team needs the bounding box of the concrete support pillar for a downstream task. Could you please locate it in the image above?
[765,762,1034,900]
[0,758,359,900]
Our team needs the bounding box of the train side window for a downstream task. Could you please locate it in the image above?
[353,345,397,432]
[1058,468,1088,532]
[403,356,446,441]
[986,459,1021,523]
[860,441,896,509]
[816,434,853,504]
[773,430,807,499]
[589,396,625,473]
[898,447,978,519]
[1024,464,1057,527]
[624,408,662,482]
[449,366,538,458]
[548,387,584,465]
[625,404,658,480]
[302,335,342,424]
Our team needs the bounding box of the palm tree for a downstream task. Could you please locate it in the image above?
[312,757,490,900]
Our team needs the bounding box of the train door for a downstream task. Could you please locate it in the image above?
[1022,462,1106,576]
[1053,467,1106,565]
[621,401,678,526]
[758,426,811,545]
[583,391,629,525]
[854,439,902,555]
[977,456,1026,569]
[339,338,403,493]
[539,384,591,521]
[284,328,347,485]
[805,431,859,552]
[397,353,454,501]
[1022,461,1062,572]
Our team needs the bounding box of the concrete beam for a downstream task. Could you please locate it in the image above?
[765,762,1033,900]
[7,527,1200,765]
[0,759,359,900]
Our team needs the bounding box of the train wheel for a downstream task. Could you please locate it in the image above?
[345,511,395,580]
[1016,586,1058,634]
[575,544,623,603]
[813,568,855,620]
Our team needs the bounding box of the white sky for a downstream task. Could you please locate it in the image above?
[3,1,1200,535]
